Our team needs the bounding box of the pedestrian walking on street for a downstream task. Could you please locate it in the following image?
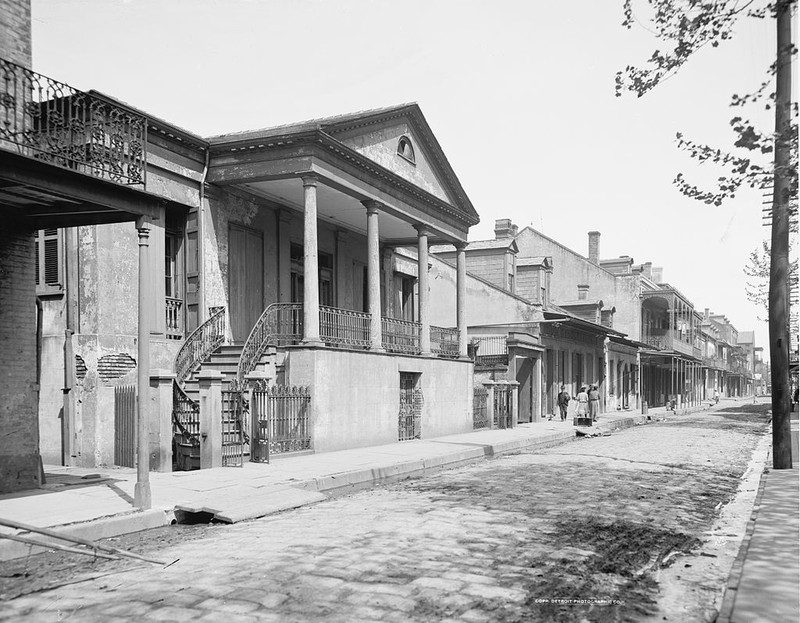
[557,384,571,421]
[576,385,589,417]
[714,388,720,404]
[588,384,600,421]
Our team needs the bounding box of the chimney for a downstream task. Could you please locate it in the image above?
[495,218,517,239]
[704,308,709,320]
[588,231,600,264]
[641,261,652,280]
[651,267,663,283]
[577,284,589,300]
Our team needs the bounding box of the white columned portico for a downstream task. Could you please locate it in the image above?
[455,241,468,358]
[301,174,323,346]
[134,217,152,510]
[416,225,431,355]
[363,200,384,350]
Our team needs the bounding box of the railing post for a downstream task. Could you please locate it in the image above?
[198,370,223,469]
[148,369,175,472]
[245,371,269,463]
[483,381,496,430]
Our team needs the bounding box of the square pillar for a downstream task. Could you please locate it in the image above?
[483,381,496,430]
[148,370,175,472]
[198,370,223,469]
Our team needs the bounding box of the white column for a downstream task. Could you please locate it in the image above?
[455,242,468,358]
[363,201,383,350]
[134,218,152,510]
[416,225,431,355]
[301,174,322,345]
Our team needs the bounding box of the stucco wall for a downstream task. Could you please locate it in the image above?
[286,348,473,453]
[428,254,540,327]
[515,228,642,339]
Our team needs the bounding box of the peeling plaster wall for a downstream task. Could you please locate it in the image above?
[338,121,451,203]
[37,295,67,465]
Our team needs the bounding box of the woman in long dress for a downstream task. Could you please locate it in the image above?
[576,386,589,417]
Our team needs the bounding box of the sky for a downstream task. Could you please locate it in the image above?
[30,0,794,352]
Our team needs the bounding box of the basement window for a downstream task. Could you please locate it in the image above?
[397,135,416,165]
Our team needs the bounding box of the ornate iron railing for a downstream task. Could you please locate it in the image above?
[382,317,421,354]
[237,302,302,384]
[0,57,146,186]
[431,325,459,358]
[175,306,226,385]
[172,380,200,471]
[471,335,508,366]
[320,305,371,348]
[221,380,246,468]
[165,296,183,341]
[250,381,311,462]
[473,387,490,430]
[399,387,423,441]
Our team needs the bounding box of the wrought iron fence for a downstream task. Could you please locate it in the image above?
[493,384,513,429]
[382,317,421,354]
[399,388,423,441]
[175,306,226,384]
[320,305,371,348]
[221,381,246,468]
[237,302,302,384]
[0,57,146,185]
[473,386,490,430]
[172,381,200,471]
[250,382,311,463]
[431,325,459,358]
[113,384,136,468]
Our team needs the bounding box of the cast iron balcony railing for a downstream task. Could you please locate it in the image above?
[430,325,460,359]
[643,329,694,356]
[470,335,509,367]
[382,317,421,354]
[0,57,146,186]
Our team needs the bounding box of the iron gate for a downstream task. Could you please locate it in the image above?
[114,384,136,467]
[250,382,312,463]
[399,374,423,441]
[221,381,246,467]
[473,387,490,430]
[493,384,513,429]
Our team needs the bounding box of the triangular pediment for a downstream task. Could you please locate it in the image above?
[320,104,478,224]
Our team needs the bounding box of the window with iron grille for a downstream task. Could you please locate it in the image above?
[34,228,63,296]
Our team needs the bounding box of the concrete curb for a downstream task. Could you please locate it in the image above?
[0,509,171,562]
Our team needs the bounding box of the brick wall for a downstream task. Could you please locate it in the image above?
[0,0,31,67]
[0,223,41,492]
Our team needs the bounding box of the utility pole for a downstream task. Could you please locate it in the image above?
[769,0,793,469]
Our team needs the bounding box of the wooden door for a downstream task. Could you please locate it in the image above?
[229,223,264,343]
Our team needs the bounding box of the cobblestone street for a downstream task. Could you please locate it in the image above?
[0,405,771,622]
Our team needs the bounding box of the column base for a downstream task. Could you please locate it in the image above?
[301,339,325,348]
[134,482,152,510]
[369,347,386,353]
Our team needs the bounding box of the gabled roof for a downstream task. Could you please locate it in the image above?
[207,103,479,226]
[517,256,552,268]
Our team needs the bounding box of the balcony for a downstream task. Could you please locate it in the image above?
[643,329,694,357]
[469,335,509,367]
[0,57,146,187]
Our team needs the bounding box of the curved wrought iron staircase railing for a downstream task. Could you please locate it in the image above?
[237,302,302,384]
[172,307,227,459]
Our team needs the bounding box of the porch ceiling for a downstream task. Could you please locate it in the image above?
[241,177,447,245]
[0,149,164,230]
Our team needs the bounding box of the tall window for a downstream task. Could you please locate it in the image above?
[35,228,62,295]
[290,243,335,306]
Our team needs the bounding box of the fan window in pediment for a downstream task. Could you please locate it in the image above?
[397,135,416,165]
